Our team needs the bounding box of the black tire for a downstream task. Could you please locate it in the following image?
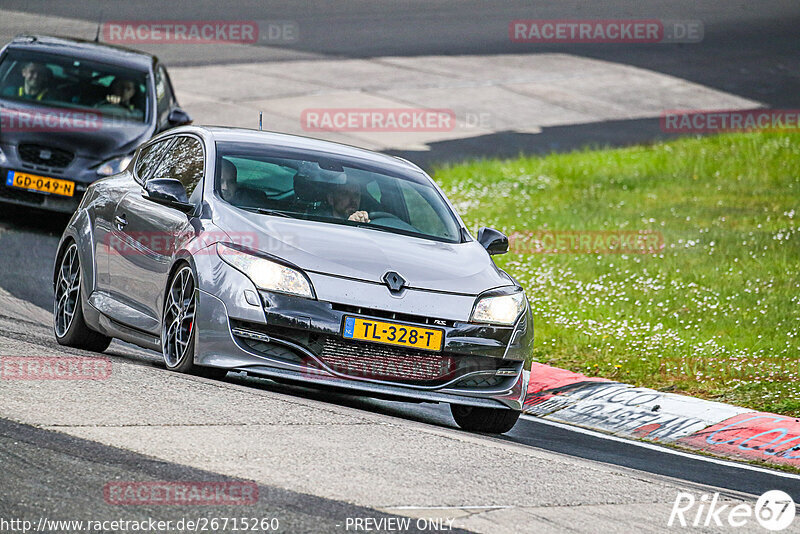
[161,263,227,379]
[53,242,112,352]
[450,404,521,434]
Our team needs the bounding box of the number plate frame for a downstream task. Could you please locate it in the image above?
[342,316,444,352]
[6,170,75,197]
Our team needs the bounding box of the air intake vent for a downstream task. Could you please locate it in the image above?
[18,144,74,168]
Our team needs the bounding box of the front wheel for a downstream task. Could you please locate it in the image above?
[161,264,226,379]
[54,242,112,352]
[450,404,521,434]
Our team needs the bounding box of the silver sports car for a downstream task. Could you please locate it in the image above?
[53,126,532,433]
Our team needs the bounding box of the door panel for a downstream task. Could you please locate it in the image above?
[107,191,192,333]
[106,135,205,333]
[92,176,137,293]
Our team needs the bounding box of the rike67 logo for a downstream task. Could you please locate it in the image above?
[669,490,796,531]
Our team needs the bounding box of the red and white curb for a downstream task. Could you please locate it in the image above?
[523,364,800,468]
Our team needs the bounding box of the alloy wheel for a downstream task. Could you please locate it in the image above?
[54,244,81,338]
[163,266,196,368]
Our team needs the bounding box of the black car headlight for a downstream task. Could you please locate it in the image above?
[471,289,526,326]
[96,155,133,177]
[217,243,314,299]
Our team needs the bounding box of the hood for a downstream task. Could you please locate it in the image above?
[216,206,513,296]
[0,99,152,159]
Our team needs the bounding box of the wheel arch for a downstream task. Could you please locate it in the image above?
[53,210,96,297]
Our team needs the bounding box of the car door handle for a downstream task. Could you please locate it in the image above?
[114,215,128,230]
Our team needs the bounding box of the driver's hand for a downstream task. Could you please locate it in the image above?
[348,210,370,223]
[105,94,122,105]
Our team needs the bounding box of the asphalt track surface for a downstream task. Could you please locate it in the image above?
[3,1,799,163]
[1,2,800,530]
[0,419,465,534]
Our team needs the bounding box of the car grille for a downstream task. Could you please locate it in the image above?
[18,144,74,168]
[230,319,516,389]
[318,337,456,383]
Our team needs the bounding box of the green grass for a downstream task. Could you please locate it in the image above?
[433,132,800,416]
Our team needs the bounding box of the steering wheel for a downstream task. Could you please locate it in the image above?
[368,211,419,232]
[368,211,397,222]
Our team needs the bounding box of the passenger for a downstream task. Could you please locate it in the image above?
[17,62,51,100]
[220,159,264,207]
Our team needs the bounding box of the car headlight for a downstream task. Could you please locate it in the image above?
[0,146,8,166]
[471,290,526,326]
[217,243,314,299]
[96,155,133,176]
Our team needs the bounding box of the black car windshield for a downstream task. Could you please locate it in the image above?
[215,141,463,243]
[0,49,148,123]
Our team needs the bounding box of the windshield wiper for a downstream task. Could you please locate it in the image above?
[239,207,292,218]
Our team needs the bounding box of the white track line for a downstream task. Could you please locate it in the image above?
[521,415,800,481]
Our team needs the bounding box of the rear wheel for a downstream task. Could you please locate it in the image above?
[53,242,112,352]
[162,264,226,379]
[450,404,521,434]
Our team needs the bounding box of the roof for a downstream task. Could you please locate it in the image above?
[204,126,424,173]
[5,35,155,71]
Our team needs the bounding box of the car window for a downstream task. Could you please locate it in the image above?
[0,49,148,122]
[215,141,462,243]
[134,138,175,183]
[155,65,176,129]
[222,157,296,195]
[399,181,449,237]
[152,136,204,196]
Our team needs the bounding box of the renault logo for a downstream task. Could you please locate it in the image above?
[382,271,406,293]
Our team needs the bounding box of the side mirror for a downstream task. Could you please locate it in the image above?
[143,178,194,213]
[477,227,509,255]
[168,107,193,127]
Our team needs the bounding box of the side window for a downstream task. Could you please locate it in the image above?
[134,138,174,183]
[152,136,204,197]
[155,65,176,129]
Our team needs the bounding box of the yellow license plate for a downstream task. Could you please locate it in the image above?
[343,316,444,352]
[6,170,75,197]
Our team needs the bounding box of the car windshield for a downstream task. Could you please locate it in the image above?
[215,141,463,243]
[0,49,148,123]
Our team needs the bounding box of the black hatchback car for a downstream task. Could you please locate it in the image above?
[0,35,191,212]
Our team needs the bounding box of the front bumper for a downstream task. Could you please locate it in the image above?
[192,258,532,411]
[0,167,88,212]
[0,144,98,212]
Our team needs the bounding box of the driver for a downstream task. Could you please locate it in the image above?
[99,77,138,114]
[325,180,370,223]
